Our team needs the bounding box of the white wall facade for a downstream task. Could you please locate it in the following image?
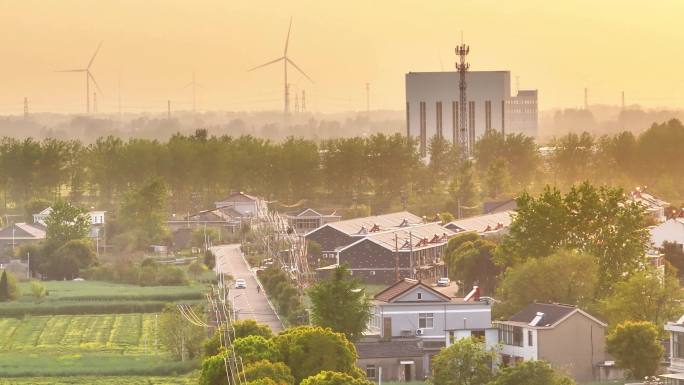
[650,219,684,249]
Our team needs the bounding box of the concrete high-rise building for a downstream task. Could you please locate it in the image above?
[405,71,538,157]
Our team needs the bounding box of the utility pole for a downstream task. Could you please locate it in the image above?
[366,82,370,117]
[455,42,470,156]
[621,90,625,129]
[294,92,299,114]
[301,90,306,113]
[167,100,171,120]
[23,97,28,119]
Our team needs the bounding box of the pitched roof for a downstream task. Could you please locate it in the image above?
[355,340,424,359]
[445,210,514,234]
[339,222,455,253]
[374,278,452,303]
[507,303,606,328]
[216,191,258,203]
[0,223,46,240]
[313,211,423,237]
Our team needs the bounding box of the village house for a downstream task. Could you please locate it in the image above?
[319,222,455,284]
[0,222,46,258]
[306,211,454,284]
[650,217,684,250]
[493,303,615,383]
[628,187,669,224]
[214,191,260,217]
[356,279,496,382]
[167,206,245,250]
[286,208,341,235]
[661,315,684,384]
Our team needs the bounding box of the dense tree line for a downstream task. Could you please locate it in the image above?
[2,119,684,219]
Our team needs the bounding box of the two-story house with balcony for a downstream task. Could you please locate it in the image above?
[356,279,496,382]
[493,303,610,383]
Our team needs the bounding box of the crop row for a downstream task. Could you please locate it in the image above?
[0,314,161,354]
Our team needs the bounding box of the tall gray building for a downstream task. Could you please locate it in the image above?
[405,71,538,156]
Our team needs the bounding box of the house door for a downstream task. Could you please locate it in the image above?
[404,364,412,381]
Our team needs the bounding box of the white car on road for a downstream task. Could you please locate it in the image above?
[234,279,247,289]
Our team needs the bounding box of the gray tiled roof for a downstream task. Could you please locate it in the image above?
[509,303,577,327]
[355,340,424,359]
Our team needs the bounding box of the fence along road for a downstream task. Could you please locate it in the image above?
[212,244,283,333]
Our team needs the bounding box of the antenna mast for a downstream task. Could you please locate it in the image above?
[455,42,470,156]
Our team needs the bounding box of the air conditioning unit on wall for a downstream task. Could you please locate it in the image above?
[415,329,424,336]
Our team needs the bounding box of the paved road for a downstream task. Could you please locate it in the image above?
[212,244,283,333]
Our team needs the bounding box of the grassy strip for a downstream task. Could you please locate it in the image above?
[0,373,197,385]
[0,353,198,377]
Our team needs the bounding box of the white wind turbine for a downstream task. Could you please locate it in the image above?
[57,41,104,113]
[248,17,312,114]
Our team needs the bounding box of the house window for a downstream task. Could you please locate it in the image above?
[418,313,434,329]
[498,324,523,347]
[528,330,533,347]
[417,292,422,300]
[366,365,376,379]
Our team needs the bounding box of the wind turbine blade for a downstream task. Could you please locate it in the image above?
[87,41,104,69]
[55,69,87,72]
[284,17,292,56]
[89,72,104,96]
[286,58,313,83]
[247,57,285,72]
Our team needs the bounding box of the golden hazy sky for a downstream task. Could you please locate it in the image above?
[1,0,683,114]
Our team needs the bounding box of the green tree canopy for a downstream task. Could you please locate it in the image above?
[308,265,371,341]
[429,337,495,385]
[118,177,169,248]
[444,233,500,295]
[601,268,683,330]
[241,360,294,385]
[495,250,598,318]
[300,371,373,385]
[43,239,97,280]
[45,200,90,247]
[606,321,664,379]
[0,270,19,301]
[498,182,647,291]
[273,326,360,384]
[158,304,205,361]
[487,360,575,385]
[448,160,480,218]
[233,335,280,364]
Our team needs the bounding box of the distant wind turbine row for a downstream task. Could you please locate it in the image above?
[51,18,311,115]
[56,41,104,114]
[248,17,313,115]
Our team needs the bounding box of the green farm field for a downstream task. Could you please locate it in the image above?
[0,280,207,316]
[0,313,196,377]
